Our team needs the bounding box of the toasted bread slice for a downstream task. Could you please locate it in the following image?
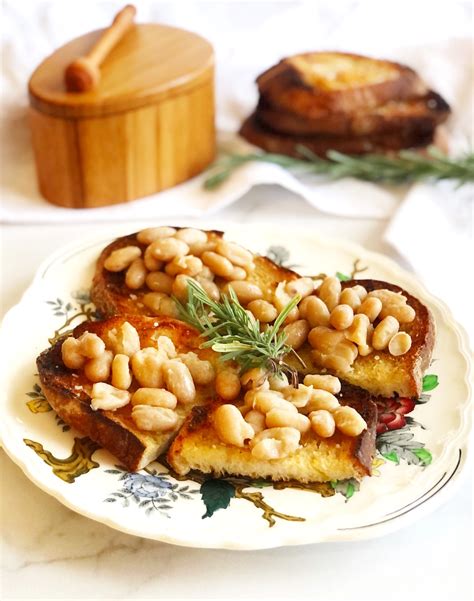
[36,316,219,471]
[239,111,436,158]
[256,91,450,137]
[91,230,434,398]
[168,386,377,482]
[289,280,435,399]
[256,52,426,119]
[91,230,298,319]
[37,312,379,481]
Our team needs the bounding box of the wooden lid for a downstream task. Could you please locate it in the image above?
[29,24,214,118]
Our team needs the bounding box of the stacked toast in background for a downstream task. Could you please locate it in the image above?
[240,52,450,157]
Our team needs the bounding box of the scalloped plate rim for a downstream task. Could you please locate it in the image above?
[0,225,472,549]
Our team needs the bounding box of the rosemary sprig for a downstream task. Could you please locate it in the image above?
[203,145,474,189]
[174,279,302,384]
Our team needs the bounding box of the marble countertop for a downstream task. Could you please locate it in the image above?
[1,188,472,601]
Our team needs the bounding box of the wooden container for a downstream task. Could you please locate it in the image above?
[28,24,215,208]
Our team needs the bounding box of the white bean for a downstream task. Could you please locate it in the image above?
[201,251,235,278]
[372,316,399,350]
[247,300,278,323]
[146,271,174,294]
[215,369,241,401]
[125,258,147,289]
[111,354,132,390]
[137,226,177,244]
[223,281,263,304]
[131,388,177,409]
[216,240,253,267]
[175,228,208,246]
[303,374,341,394]
[104,246,141,272]
[388,332,412,356]
[163,360,196,404]
[285,278,314,299]
[333,406,367,437]
[213,404,254,447]
[132,405,179,432]
[282,319,310,350]
[90,382,131,411]
[329,304,354,330]
[149,237,189,262]
[318,276,341,311]
[299,296,330,327]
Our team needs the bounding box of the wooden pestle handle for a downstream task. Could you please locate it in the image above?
[65,4,136,92]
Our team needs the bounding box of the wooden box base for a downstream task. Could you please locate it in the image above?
[29,81,215,208]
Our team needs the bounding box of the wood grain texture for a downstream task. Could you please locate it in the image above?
[29,24,214,117]
[28,23,215,208]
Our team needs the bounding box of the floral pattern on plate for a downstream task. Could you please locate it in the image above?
[22,248,438,526]
[1,228,469,548]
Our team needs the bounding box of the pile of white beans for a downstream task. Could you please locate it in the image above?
[61,321,216,433]
[213,369,367,461]
[303,278,415,373]
[103,227,415,376]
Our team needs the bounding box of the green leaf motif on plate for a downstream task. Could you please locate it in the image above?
[336,272,350,281]
[382,451,400,464]
[422,374,439,392]
[377,427,432,467]
[412,448,433,466]
[200,479,236,519]
[330,478,360,500]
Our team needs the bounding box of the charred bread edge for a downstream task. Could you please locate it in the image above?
[37,343,150,472]
[36,315,204,472]
[255,91,450,137]
[256,52,425,115]
[239,112,436,157]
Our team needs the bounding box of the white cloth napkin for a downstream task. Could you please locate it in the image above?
[1,0,471,224]
[1,1,472,336]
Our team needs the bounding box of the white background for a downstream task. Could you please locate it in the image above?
[1,1,472,600]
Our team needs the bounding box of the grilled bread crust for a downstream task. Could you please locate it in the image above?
[288,279,435,399]
[37,313,379,480]
[91,230,434,399]
[256,52,427,119]
[239,112,436,158]
[342,280,435,398]
[91,229,298,319]
[256,91,450,137]
[167,386,377,483]
[36,316,217,471]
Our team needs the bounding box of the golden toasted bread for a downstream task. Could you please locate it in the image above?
[91,230,298,319]
[90,229,434,399]
[240,112,436,157]
[36,315,218,471]
[256,91,450,137]
[256,52,426,119]
[291,280,435,399]
[168,387,377,482]
[37,312,379,480]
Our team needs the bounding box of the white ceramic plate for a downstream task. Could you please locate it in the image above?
[0,226,471,549]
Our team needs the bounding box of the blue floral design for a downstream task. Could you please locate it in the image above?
[122,472,173,499]
[104,466,198,517]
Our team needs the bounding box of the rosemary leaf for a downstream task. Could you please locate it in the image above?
[174,280,301,380]
[203,145,474,189]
